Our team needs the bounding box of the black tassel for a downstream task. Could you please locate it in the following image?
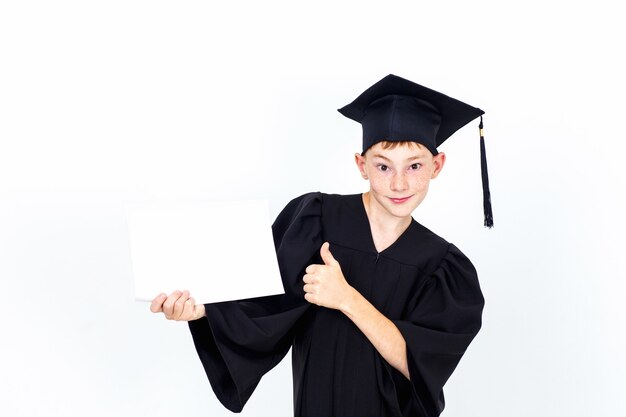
[479,116,494,228]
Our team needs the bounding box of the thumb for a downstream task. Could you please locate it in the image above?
[320,242,338,266]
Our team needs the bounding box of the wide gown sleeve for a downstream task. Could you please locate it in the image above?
[187,192,323,413]
[389,243,485,417]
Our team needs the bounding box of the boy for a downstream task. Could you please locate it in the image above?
[151,74,488,417]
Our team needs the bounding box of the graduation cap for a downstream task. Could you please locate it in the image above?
[338,74,493,228]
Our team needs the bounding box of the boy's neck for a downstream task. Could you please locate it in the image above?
[362,192,412,235]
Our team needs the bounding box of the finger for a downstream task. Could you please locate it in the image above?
[180,297,195,321]
[172,290,190,320]
[150,293,167,313]
[303,274,316,284]
[305,264,319,274]
[304,292,317,305]
[163,290,182,317]
[320,242,338,266]
[303,283,314,294]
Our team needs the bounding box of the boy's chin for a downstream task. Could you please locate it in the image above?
[384,200,419,217]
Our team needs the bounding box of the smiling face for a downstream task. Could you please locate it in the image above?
[355,140,446,220]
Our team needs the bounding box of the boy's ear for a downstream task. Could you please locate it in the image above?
[431,152,446,179]
[354,153,368,179]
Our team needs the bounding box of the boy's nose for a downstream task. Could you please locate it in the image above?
[391,172,408,191]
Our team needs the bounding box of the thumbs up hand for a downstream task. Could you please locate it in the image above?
[303,242,355,310]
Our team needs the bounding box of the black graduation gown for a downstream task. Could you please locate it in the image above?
[188,191,485,417]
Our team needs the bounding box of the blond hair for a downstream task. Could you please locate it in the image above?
[378,140,424,151]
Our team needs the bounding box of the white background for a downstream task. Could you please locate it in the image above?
[1,1,625,416]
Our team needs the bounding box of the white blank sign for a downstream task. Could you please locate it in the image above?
[125,199,284,304]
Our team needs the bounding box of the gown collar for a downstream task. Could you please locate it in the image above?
[335,193,425,266]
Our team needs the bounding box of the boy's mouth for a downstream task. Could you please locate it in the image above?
[389,195,412,204]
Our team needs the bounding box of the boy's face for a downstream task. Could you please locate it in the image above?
[354,141,446,220]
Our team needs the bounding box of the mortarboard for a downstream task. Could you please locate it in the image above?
[337,74,493,228]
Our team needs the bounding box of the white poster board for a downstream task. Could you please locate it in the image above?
[125,199,284,304]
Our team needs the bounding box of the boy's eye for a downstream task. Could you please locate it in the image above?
[410,163,421,170]
[377,164,388,172]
